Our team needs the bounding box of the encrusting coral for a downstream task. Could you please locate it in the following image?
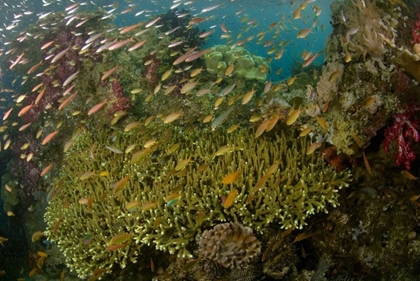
[43,122,351,279]
[197,222,261,269]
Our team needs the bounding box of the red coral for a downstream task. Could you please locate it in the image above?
[411,14,420,44]
[383,106,420,170]
[108,78,131,115]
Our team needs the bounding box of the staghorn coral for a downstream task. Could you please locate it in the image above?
[197,222,261,269]
[44,122,351,279]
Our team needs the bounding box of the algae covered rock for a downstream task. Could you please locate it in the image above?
[44,124,351,279]
[204,45,270,81]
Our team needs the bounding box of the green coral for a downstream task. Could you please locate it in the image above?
[44,123,350,279]
[204,45,270,81]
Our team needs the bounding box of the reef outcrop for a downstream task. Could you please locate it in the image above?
[44,124,350,278]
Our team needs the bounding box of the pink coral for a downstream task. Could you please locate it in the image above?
[383,106,420,170]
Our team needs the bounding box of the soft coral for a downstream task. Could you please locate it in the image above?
[383,106,420,170]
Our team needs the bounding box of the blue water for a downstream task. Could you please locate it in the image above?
[0,0,332,84]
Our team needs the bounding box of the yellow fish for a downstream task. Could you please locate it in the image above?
[223,189,238,209]
[287,76,297,86]
[286,107,301,125]
[222,170,241,184]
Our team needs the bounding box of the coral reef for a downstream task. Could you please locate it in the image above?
[197,222,261,269]
[204,45,270,82]
[43,124,350,279]
[280,0,401,156]
[3,1,420,280]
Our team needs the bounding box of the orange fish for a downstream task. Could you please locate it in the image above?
[316,116,327,130]
[255,119,269,138]
[286,106,301,125]
[253,174,270,191]
[35,88,46,105]
[265,115,280,132]
[222,170,241,184]
[113,177,130,193]
[223,189,238,208]
[401,170,417,180]
[40,163,53,176]
[18,103,33,117]
[29,268,39,277]
[3,108,13,121]
[41,131,59,145]
[306,142,321,155]
[37,251,48,257]
[120,23,142,34]
[58,91,78,111]
[88,99,108,115]
[19,122,31,131]
[32,231,44,242]
[101,66,118,81]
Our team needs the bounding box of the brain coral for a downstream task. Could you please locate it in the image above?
[44,124,351,278]
[198,222,261,269]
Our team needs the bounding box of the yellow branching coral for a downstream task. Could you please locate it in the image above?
[44,124,351,278]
